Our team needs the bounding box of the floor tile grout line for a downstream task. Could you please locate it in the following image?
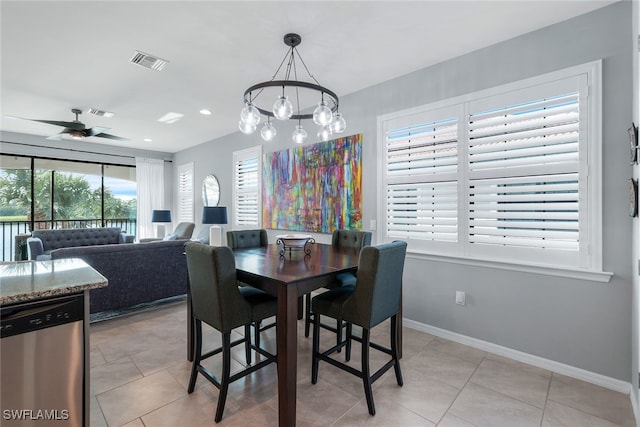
[435,351,486,426]
[539,371,554,427]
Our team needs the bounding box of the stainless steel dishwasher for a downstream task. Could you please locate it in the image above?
[1,293,84,427]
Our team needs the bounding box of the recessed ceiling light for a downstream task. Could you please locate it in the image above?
[143,138,152,142]
[200,109,212,115]
[157,112,184,124]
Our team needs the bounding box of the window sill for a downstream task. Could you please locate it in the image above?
[406,250,613,283]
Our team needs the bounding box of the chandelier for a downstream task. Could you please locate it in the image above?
[239,33,346,144]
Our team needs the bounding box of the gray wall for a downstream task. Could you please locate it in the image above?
[177,2,632,381]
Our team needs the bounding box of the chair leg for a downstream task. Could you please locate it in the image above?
[345,322,352,362]
[311,312,321,384]
[214,332,232,423]
[254,321,261,352]
[187,319,202,394]
[391,315,403,386]
[336,319,342,353]
[361,329,375,416]
[244,324,252,365]
[305,293,312,337]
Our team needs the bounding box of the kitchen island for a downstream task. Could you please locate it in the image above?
[0,258,107,427]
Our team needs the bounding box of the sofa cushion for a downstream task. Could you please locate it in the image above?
[32,227,124,251]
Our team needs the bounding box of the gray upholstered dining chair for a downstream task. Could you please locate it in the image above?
[304,229,372,341]
[225,228,275,344]
[311,241,407,416]
[226,229,269,249]
[139,221,195,242]
[185,242,277,423]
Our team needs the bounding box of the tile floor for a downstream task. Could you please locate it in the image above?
[89,301,636,427]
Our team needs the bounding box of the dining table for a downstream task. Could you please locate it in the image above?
[186,241,402,427]
[237,242,362,427]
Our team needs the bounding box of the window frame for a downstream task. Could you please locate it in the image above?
[176,162,194,223]
[377,61,610,281]
[232,146,262,229]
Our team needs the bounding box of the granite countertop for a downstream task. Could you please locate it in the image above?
[0,258,108,305]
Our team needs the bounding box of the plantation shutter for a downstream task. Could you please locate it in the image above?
[384,106,460,244]
[233,147,261,227]
[177,163,194,223]
[467,78,584,256]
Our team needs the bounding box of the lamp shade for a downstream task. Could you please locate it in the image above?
[152,210,172,223]
[202,206,228,225]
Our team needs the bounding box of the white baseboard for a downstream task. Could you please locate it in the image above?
[403,318,631,395]
[631,387,639,427]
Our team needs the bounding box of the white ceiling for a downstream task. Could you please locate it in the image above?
[0,0,617,153]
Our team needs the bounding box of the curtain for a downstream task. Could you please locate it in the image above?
[135,157,165,239]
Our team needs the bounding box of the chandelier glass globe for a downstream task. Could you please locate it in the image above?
[313,100,333,126]
[238,120,256,135]
[240,102,261,126]
[261,121,277,141]
[273,96,294,120]
[330,112,346,134]
[292,125,307,144]
[317,125,332,142]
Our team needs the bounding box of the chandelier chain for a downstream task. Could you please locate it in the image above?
[293,47,322,87]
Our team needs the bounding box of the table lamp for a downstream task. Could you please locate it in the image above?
[151,209,172,238]
[202,206,228,246]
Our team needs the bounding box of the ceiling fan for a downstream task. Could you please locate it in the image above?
[7,108,129,141]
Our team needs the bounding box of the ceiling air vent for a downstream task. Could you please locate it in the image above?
[129,50,169,71]
[87,108,114,118]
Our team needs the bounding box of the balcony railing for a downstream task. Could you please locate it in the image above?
[1,218,137,262]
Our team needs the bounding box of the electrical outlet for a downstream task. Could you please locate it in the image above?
[455,291,466,306]
[370,219,377,231]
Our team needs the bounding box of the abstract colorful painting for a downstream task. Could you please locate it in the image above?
[263,133,362,233]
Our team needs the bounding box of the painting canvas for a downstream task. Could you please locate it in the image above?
[263,133,362,232]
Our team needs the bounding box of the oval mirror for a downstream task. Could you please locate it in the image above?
[202,174,220,207]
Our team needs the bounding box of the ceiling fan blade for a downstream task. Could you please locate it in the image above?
[85,126,110,137]
[94,132,129,141]
[12,116,85,130]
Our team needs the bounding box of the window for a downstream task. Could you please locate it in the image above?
[232,146,262,228]
[177,162,194,223]
[379,62,601,272]
[0,154,137,261]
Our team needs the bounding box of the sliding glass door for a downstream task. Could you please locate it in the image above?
[0,154,136,261]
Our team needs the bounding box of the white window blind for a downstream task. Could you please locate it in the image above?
[232,147,261,228]
[379,62,600,271]
[468,89,582,264]
[177,162,194,223]
[384,111,460,246]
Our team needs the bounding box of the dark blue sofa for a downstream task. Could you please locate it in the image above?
[50,240,188,317]
[27,227,134,260]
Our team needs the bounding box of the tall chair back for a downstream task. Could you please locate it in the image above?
[331,229,372,249]
[227,229,268,249]
[343,241,407,329]
[185,243,251,332]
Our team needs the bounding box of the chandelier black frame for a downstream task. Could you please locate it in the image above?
[239,33,345,143]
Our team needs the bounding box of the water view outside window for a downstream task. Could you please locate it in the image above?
[0,155,137,261]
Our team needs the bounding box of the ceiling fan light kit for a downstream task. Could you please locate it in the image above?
[239,33,346,144]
